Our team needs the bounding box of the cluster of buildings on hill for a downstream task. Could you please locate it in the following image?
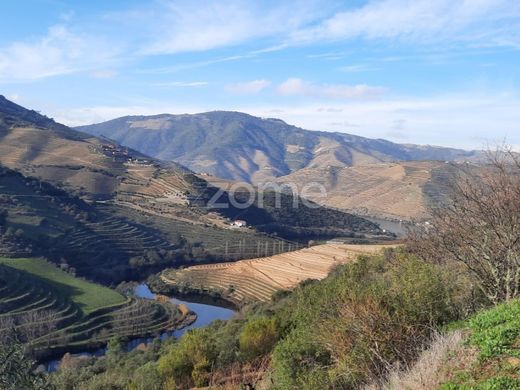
[98,143,155,166]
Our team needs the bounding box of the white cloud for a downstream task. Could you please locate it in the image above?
[90,70,117,79]
[152,81,208,87]
[137,1,323,55]
[277,78,385,100]
[6,93,21,102]
[291,0,520,48]
[140,54,254,74]
[226,79,271,94]
[245,93,520,149]
[0,25,117,82]
[3,1,517,84]
[339,64,378,73]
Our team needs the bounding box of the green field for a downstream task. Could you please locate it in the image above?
[0,257,125,314]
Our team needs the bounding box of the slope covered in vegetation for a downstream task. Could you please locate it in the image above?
[439,299,520,389]
[46,248,485,389]
[40,151,520,389]
[0,258,125,314]
[0,258,190,362]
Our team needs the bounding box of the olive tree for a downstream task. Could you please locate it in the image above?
[410,148,520,304]
[0,341,52,390]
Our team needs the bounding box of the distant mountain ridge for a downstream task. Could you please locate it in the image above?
[77,111,483,183]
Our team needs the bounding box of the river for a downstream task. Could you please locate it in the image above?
[365,216,410,237]
[44,283,236,371]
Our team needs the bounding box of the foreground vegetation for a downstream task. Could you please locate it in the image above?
[44,249,486,389]
[43,251,520,389]
[440,299,520,389]
[30,149,519,389]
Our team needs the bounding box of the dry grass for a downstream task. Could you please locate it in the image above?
[365,330,476,390]
[206,356,272,390]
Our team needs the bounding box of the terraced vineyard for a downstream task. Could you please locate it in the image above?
[111,204,303,261]
[0,97,392,286]
[159,244,395,305]
[0,258,190,359]
[274,161,460,221]
[59,213,175,275]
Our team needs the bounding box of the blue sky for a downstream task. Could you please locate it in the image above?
[1,0,519,149]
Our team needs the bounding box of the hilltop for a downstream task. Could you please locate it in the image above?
[0,95,190,201]
[76,111,483,183]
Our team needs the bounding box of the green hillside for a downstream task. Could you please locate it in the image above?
[0,258,124,314]
[45,249,485,389]
[0,258,189,360]
[439,299,520,389]
[44,251,520,390]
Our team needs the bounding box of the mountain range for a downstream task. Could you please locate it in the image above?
[77,111,484,183]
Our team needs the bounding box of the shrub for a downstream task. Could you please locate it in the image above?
[271,328,332,390]
[272,250,472,389]
[239,316,279,360]
[157,328,217,388]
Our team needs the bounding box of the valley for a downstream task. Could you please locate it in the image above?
[0,101,515,390]
[2,4,518,388]
[0,96,396,370]
[0,96,387,283]
[77,111,482,221]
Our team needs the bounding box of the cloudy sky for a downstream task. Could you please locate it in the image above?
[1,0,519,149]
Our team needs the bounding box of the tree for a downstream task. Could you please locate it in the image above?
[106,336,123,361]
[0,209,7,228]
[0,341,52,390]
[158,328,217,388]
[410,148,520,303]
